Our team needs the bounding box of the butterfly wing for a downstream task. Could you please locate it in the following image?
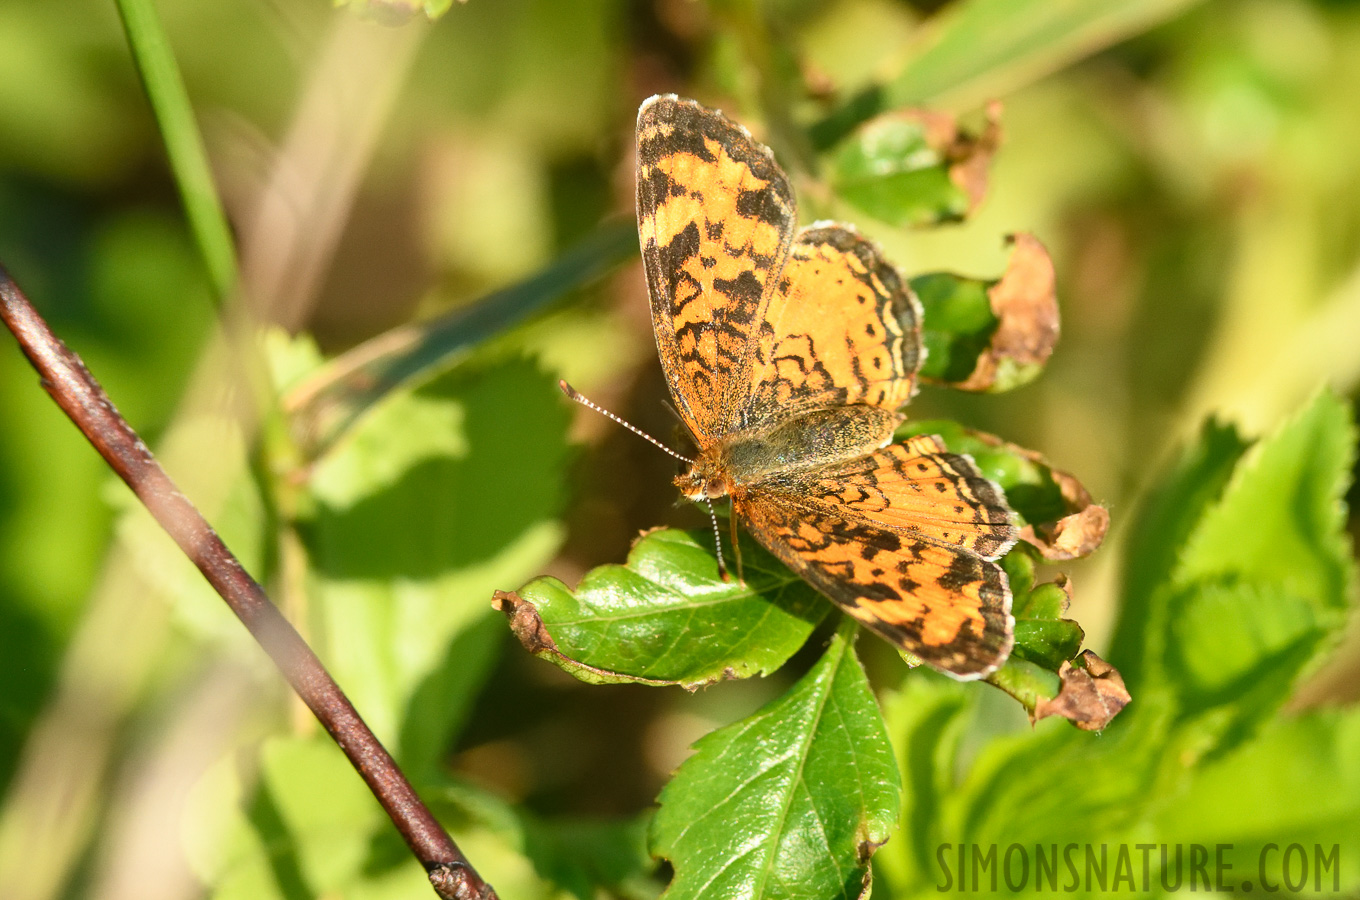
[745,224,923,428]
[637,95,796,444]
[739,436,1017,678]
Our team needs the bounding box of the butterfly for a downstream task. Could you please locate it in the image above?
[634,95,1017,679]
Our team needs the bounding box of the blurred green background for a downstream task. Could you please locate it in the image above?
[0,0,1358,897]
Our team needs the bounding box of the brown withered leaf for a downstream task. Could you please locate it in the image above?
[1034,650,1130,731]
[946,100,1003,213]
[1021,465,1110,560]
[492,590,556,654]
[956,233,1059,392]
[897,102,1003,217]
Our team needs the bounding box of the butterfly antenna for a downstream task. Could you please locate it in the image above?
[705,499,731,582]
[558,380,694,465]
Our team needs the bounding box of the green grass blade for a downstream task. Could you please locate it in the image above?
[283,220,636,460]
[813,0,1204,149]
[115,0,238,303]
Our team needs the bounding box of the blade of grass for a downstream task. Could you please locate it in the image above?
[811,0,1204,150]
[115,0,238,303]
[283,220,637,460]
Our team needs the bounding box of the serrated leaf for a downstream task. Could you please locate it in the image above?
[1148,393,1357,745]
[1176,391,1356,609]
[1000,544,1085,672]
[829,106,1000,228]
[651,622,900,900]
[1164,580,1328,706]
[1107,418,1249,685]
[507,529,828,688]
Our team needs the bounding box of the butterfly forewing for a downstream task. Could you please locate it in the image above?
[637,95,796,442]
[746,224,924,429]
[633,95,1018,678]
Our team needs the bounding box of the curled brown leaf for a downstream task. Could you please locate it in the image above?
[492,590,557,654]
[946,100,1004,213]
[1020,464,1110,560]
[1034,650,1131,731]
[956,233,1059,392]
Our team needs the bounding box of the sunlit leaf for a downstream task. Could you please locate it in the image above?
[1107,418,1249,684]
[505,529,827,688]
[303,361,572,775]
[651,621,900,900]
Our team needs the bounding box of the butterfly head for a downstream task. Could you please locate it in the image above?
[674,451,731,502]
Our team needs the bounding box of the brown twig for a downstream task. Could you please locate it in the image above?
[0,264,496,900]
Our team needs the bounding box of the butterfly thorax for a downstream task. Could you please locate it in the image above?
[674,405,901,501]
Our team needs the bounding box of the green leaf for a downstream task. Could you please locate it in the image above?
[1176,391,1356,609]
[1164,580,1329,716]
[509,529,828,688]
[1107,418,1250,683]
[1001,544,1084,672]
[303,361,572,774]
[829,110,996,228]
[1148,393,1356,746]
[983,657,1061,714]
[910,272,999,385]
[651,621,900,900]
[1011,619,1084,671]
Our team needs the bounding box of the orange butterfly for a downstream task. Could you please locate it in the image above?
[625,95,1017,679]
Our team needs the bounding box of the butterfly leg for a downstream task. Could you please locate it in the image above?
[729,501,746,584]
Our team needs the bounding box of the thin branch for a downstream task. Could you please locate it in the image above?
[0,265,495,900]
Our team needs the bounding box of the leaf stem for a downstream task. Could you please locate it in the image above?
[114,0,238,303]
[0,265,493,900]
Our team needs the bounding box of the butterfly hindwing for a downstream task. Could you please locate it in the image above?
[739,435,1016,678]
[740,497,1013,678]
[746,224,924,427]
[637,95,796,443]
[801,436,1018,558]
